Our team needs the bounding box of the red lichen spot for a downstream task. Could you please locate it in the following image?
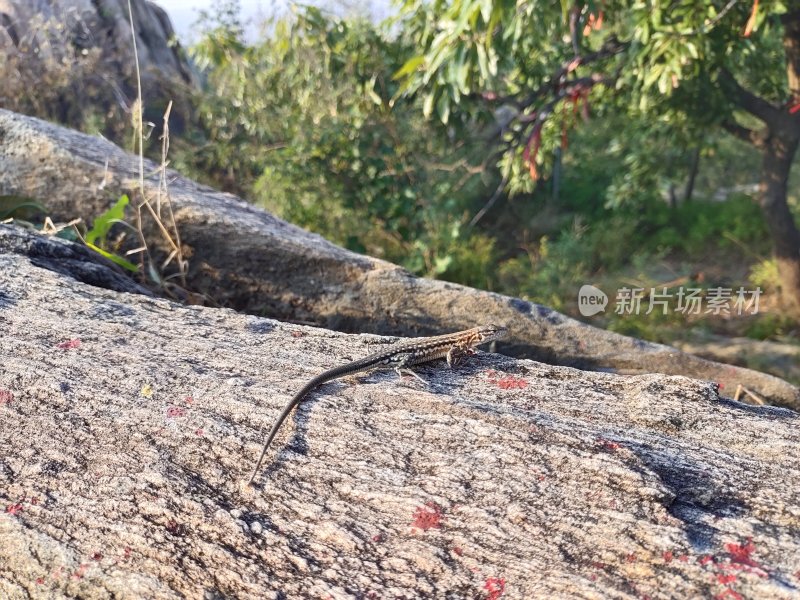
[484,576,505,600]
[57,338,81,350]
[5,503,23,515]
[715,589,743,600]
[717,574,737,585]
[123,547,132,559]
[35,577,45,585]
[699,554,715,566]
[165,519,184,535]
[71,564,88,580]
[166,406,186,418]
[678,554,689,562]
[0,389,13,404]
[291,331,304,338]
[29,496,40,505]
[486,370,527,389]
[626,553,636,563]
[371,533,385,543]
[590,561,605,569]
[195,428,204,436]
[596,438,621,451]
[411,502,443,531]
[452,546,463,556]
[91,552,103,561]
[662,551,673,563]
[725,538,759,568]
[495,376,528,390]
[184,396,194,405]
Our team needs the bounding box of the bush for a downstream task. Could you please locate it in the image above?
[182,6,497,280]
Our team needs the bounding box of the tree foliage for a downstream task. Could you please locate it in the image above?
[395,0,800,311]
[183,3,499,282]
[395,0,792,186]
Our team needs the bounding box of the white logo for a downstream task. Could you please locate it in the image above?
[578,284,608,317]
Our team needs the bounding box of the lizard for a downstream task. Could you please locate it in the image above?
[247,324,508,484]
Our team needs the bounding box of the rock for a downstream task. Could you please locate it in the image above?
[0,109,797,409]
[1,233,799,598]
[0,224,151,296]
[0,0,196,131]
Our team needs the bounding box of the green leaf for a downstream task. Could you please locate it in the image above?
[0,196,46,220]
[85,242,139,272]
[393,55,424,80]
[477,43,490,81]
[85,195,130,247]
[434,254,453,274]
[479,0,492,23]
[423,91,436,117]
[436,92,451,124]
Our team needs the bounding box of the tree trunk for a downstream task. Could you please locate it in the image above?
[759,125,800,315]
[757,8,800,315]
[684,146,700,203]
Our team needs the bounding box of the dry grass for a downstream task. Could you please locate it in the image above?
[0,11,131,138]
[123,0,189,296]
[0,3,191,299]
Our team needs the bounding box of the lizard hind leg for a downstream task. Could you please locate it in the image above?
[395,367,427,384]
[393,352,428,384]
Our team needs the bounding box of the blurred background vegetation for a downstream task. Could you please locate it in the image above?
[2,0,798,383]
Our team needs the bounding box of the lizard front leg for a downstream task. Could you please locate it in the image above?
[446,344,476,367]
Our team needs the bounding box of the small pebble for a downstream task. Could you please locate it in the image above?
[229,508,242,519]
[250,521,263,535]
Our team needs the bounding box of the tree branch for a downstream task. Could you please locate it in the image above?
[719,68,780,125]
[517,37,627,112]
[721,119,767,149]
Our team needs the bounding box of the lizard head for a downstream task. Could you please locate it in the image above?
[477,324,508,344]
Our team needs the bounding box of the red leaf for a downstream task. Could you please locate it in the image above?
[743,0,759,37]
[583,11,604,36]
[523,127,542,182]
